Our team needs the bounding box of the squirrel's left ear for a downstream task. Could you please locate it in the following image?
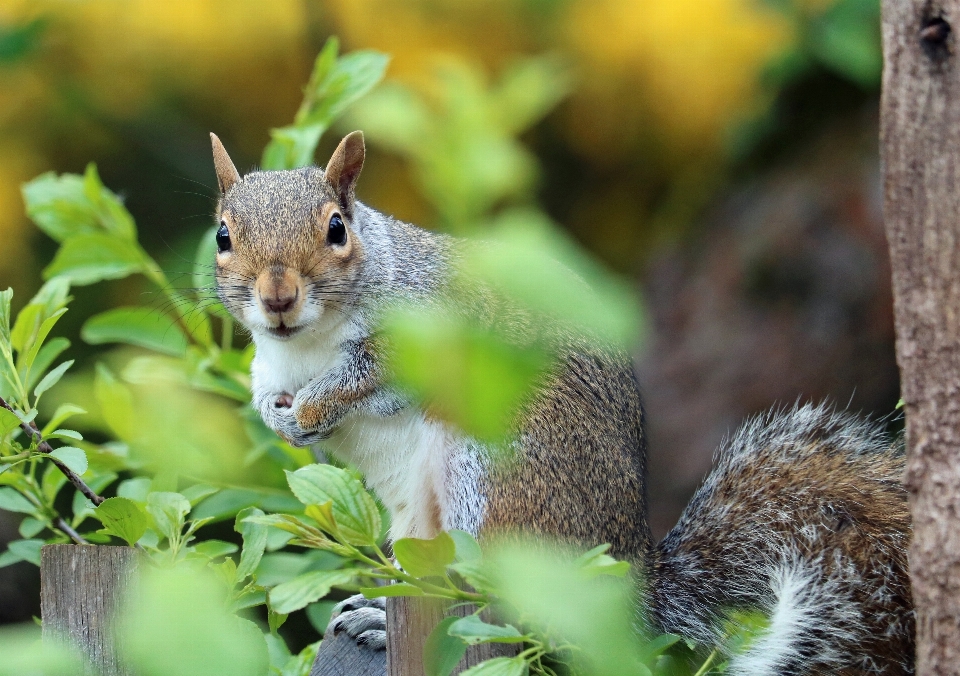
[324,131,365,214]
[210,133,240,195]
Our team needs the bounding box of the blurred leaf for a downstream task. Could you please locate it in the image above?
[425,616,467,676]
[23,164,136,243]
[235,507,268,582]
[18,517,45,539]
[448,615,524,645]
[7,539,43,565]
[95,496,148,546]
[460,657,528,676]
[576,544,631,579]
[40,403,85,438]
[385,304,549,441]
[0,487,36,514]
[268,568,357,614]
[48,446,87,476]
[393,532,456,578]
[146,492,191,543]
[808,0,881,89]
[0,624,83,676]
[33,360,73,401]
[306,600,338,635]
[493,55,572,135]
[0,18,46,64]
[286,464,381,546]
[82,307,188,357]
[116,477,152,503]
[43,234,144,286]
[262,38,389,170]
[120,565,269,676]
[94,363,136,441]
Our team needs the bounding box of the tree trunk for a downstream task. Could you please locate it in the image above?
[40,544,140,676]
[881,2,960,673]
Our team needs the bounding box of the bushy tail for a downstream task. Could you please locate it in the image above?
[648,403,913,675]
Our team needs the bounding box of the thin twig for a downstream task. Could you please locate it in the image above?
[0,395,104,506]
[55,517,88,545]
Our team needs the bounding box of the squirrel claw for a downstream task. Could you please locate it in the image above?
[274,393,294,409]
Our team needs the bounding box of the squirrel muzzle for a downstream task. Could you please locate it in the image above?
[255,265,306,331]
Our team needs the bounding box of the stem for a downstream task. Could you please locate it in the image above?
[221,316,233,351]
[55,517,88,545]
[693,649,719,676]
[0,395,104,506]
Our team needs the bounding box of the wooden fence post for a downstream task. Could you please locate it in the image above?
[881,1,960,672]
[41,544,140,676]
[387,597,519,675]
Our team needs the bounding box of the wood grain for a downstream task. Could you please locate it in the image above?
[40,544,139,676]
[387,597,519,676]
[881,1,960,672]
[311,630,386,676]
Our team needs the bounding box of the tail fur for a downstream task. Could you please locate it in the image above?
[649,403,913,675]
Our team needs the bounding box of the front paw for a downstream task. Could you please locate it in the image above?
[291,393,348,442]
[257,392,325,447]
[326,595,386,651]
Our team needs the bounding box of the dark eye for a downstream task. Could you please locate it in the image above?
[327,213,347,246]
[216,221,231,253]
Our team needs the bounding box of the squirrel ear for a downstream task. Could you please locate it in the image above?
[324,131,365,211]
[210,133,240,195]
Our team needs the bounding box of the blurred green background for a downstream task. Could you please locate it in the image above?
[0,0,896,628]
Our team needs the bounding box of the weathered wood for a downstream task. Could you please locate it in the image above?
[881,2,960,673]
[41,544,140,676]
[311,630,386,676]
[387,597,519,676]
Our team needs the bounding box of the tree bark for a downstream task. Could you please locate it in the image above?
[40,544,140,676]
[881,2,960,673]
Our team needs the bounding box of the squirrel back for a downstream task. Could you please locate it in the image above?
[210,132,912,674]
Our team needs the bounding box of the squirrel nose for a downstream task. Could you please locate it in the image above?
[261,290,297,315]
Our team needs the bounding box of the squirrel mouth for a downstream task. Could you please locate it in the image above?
[268,322,301,339]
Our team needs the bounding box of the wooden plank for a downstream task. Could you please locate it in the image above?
[40,544,139,676]
[387,597,519,676]
[311,630,386,676]
[880,2,960,672]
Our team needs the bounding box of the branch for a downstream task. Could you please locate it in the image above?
[0,395,104,506]
[55,517,88,545]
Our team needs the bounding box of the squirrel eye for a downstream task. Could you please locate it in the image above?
[216,222,231,253]
[327,213,347,246]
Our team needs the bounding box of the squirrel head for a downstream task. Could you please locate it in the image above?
[210,131,367,341]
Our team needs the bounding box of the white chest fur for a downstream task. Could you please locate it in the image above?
[250,323,486,540]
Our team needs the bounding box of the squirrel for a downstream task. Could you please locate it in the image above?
[210,131,914,675]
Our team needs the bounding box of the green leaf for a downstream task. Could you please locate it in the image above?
[82,307,188,357]
[450,529,482,562]
[285,464,381,545]
[459,657,528,676]
[262,38,389,170]
[20,308,67,379]
[26,337,70,393]
[425,616,468,676]
[40,403,86,438]
[146,492,191,543]
[575,544,631,579]
[449,560,495,594]
[33,360,73,401]
[306,601,338,635]
[48,447,87,476]
[180,484,219,506]
[236,507,268,582]
[0,487,35,514]
[95,497,148,546]
[359,583,424,598]
[18,517,45,539]
[7,539,43,566]
[268,568,358,614]
[393,532,456,578]
[638,634,681,665]
[0,408,21,437]
[116,477,152,503]
[192,539,239,559]
[448,615,524,645]
[43,233,145,286]
[0,288,11,346]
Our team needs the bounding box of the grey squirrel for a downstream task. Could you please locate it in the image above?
[211,131,914,675]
